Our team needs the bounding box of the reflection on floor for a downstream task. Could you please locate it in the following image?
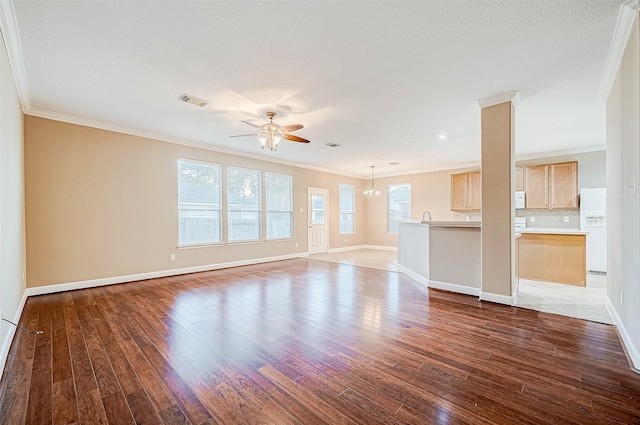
[309,248,612,325]
[308,248,398,272]
[516,274,612,324]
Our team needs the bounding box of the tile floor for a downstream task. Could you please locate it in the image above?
[515,273,612,324]
[308,248,398,272]
[308,248,612,324]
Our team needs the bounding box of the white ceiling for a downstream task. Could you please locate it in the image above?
[2,0,624,178]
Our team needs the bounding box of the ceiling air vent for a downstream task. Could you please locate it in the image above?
[178,93,208,108]
[325,143,341,148]
[388,162,400,165]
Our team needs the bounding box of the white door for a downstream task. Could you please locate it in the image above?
[308,187,329,254]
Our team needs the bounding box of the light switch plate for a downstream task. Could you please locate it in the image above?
[630,178,636,195]
[564,216,569,222]
[530,217,535,223]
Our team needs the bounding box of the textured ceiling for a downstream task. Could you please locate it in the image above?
[4,0,624,178]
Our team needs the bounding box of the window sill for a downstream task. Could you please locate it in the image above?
[178,242,224,249]
[265,237,294,243]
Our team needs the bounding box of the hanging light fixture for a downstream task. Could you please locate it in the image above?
[364,165,381,196]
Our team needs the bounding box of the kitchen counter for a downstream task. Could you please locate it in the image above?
[426,220,481,228]
[519,227,587,235]
[399,220,481,228]
[397,221,481,296]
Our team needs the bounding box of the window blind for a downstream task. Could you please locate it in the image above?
[227,166,262,242]
[339,184,355,234]
[178,159,221,245]
[387,183,411,234]
[266,172,293,240]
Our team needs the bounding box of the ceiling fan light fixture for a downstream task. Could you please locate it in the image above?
[258,134,268,149]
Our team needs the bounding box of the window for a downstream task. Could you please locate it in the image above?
[178,159,221,245]
[266,172,293,240]
[339,184,355,234]
[388,183,411,234]
[227,166,261,242]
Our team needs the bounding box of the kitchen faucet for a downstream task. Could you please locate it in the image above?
[422,210,432,221]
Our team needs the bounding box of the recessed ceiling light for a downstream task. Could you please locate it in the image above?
[325,143,341,148]
[438,134,447,140]
[388,162,400,165]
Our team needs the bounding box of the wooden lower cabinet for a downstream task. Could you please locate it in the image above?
[518,233,586,286]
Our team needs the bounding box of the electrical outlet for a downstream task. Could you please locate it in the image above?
[530,217,535,223]
[402,252,406,259]
[295,243,299,248]
[299,207,304,213]
[564,216,569,223]
[621,290,624,306]
[345,238,348,243]
[170,254,176,261]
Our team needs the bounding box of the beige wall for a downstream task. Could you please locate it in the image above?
[606,18,640,364]
[362,166,480,247]
[23,116,609,287]
[24,116,366,287]
[480,101,515,298]
[0,34,26,366]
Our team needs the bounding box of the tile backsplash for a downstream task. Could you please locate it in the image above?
[516,209,580,228]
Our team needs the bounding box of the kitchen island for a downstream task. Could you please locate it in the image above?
[517,228,587,286]
[397,221,481,296]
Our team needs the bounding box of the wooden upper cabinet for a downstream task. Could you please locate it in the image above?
[515,167,524,191]
[451,173,469,211]
[524,165,549,209]
[524,161,578,210]
[550,162,578,209]
[451,172,480,211]
[468,172,482,210]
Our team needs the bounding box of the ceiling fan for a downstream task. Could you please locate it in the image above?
[230,112,310,151]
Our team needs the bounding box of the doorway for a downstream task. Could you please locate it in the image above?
[308,187,328,254]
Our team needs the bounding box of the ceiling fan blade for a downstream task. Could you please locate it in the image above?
[281,124,303,133]
[229,133,259,138]
[283,134,311,143]
[241,120,261,128]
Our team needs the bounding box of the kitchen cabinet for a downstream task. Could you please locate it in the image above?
[524,161,578,209]
[550,162,578,209]
[515,167,524,191]
[451,171,481,211]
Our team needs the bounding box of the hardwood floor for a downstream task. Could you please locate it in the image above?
[1,258,639,424]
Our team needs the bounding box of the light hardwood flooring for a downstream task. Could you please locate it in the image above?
[310,249,612,324]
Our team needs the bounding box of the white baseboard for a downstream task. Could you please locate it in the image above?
[397,264,429,288]
[605,297,640,370]
[429,279,481,297]
[328,244,397,254]
[25,252,308,297]
[0,290,28,380]
[480,291,516,306]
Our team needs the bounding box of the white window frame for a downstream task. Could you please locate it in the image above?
[339,184,355,234]
[177,159,222,247]
[387,183,411,234]
[265,172,294,240]
[227,166,262,243]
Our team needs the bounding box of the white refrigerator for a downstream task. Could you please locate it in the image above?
[580,188,607,273]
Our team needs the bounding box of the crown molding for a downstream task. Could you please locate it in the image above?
[599,0,640,102]
[25,107,365,179]
[0,0,31,112]
[477,91,521,109]
[514,144,606,163]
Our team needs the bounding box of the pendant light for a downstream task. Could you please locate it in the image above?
[364,165,380,196]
